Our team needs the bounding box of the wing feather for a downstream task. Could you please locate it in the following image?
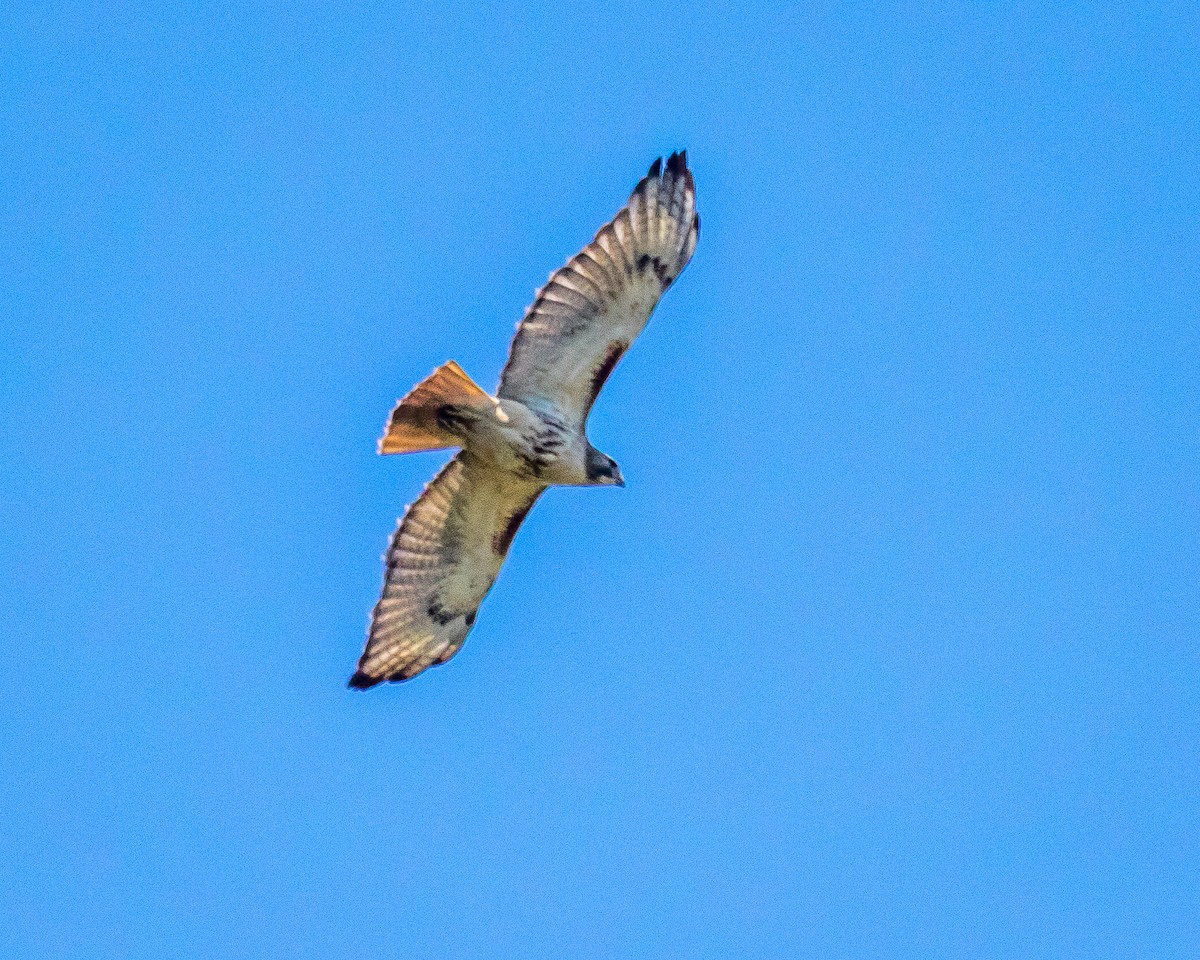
[350,453,546,687]
[498,151,699,428]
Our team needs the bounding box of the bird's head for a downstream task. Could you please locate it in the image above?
[585,447,625,487]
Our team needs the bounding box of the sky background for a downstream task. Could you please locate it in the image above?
[2,3,1198,958]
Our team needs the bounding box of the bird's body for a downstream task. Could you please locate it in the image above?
[350,152,698,687]
[433,396,595,486]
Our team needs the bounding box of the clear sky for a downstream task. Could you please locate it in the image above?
[2,3,1197,958]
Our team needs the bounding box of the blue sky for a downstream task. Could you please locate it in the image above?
[2,2,1197,958]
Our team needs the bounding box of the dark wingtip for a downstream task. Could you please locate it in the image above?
[694,212,701,236]
[347,670,380,690]
[648,156,662,177]
[666,150,686,174]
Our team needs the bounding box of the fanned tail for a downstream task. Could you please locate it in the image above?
[379,361,491,454]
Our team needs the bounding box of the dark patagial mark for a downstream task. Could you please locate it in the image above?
[464,610,476,627]
[587,341,628,411]
[493,492,542,556]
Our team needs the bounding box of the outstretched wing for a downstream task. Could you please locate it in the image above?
[498,151,699,429]
[350,453,546,687]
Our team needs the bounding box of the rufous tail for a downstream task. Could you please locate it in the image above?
[378,361,491,454]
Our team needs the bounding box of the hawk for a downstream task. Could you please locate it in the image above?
[349,152,699,687]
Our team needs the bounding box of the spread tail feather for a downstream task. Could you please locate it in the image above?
[379,361,491,454]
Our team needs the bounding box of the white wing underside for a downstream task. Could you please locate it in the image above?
[498,152,699,429]
[351,453,544,686]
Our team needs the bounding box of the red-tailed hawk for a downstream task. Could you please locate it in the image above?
[350,152,699,687]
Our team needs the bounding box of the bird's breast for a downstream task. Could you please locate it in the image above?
[463,400,586,483]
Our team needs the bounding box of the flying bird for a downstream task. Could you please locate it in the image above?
[349,152,699,688]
